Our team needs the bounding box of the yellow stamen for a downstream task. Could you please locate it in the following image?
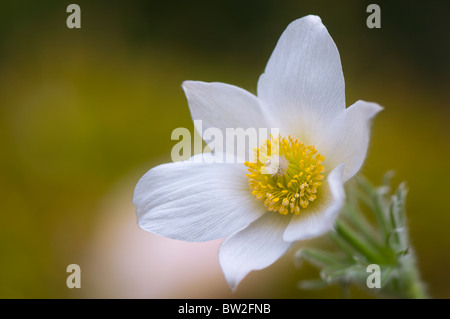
[245,134,325,215]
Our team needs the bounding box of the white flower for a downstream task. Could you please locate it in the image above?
[133,15,382,290]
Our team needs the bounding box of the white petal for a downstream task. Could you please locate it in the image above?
[219,212,292,290]
[133,155,265,242]
[318,100,383,181]
[257,15,345,140]
[183,81,272,134]
[283,164,345,242]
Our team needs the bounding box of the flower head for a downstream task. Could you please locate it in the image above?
[133,15,382,290]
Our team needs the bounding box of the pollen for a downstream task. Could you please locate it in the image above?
[245,134,325,215]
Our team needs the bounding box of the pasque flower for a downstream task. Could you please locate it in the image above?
[133,15,382,290]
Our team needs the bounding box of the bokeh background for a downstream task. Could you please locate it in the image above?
[0,0,449,298]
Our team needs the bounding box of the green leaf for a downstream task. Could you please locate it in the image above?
[298,279,329,290]
[295,248,348,268]
[335,219,386,264]
[296,173,428,298]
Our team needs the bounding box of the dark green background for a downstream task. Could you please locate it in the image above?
[0,0,449,298]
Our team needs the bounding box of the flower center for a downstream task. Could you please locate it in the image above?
[245,135,325,215]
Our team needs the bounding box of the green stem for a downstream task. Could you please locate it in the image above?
[399,256,428,299]
[335,220,386,264]
[358,177,391,238]
[404,274,428,299]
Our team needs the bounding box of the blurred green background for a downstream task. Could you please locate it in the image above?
[0,0,449,298]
